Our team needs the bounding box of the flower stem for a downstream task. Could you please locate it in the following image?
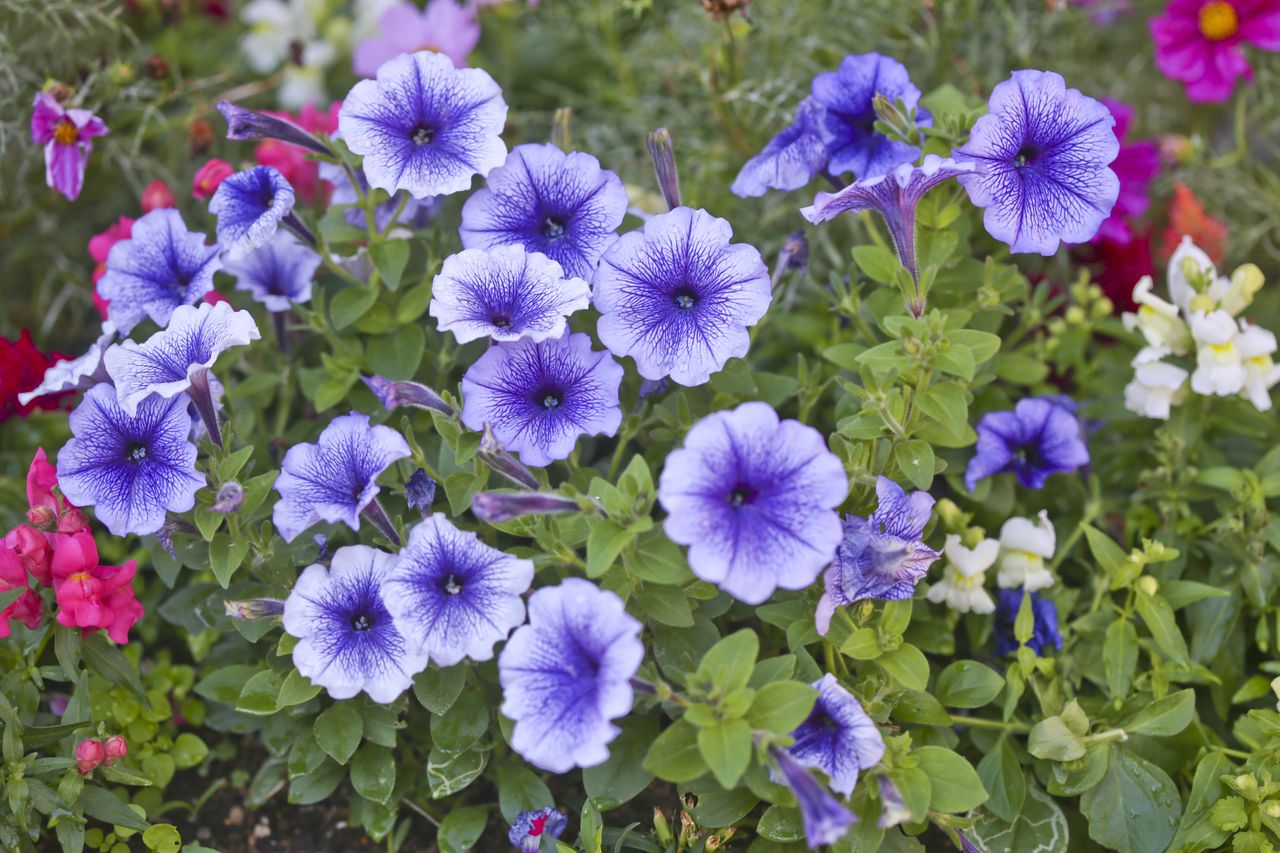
[281,211,316,247]
[361,498,401,547]
[948,714,1031,732]
[272,310,289,354]
[188,368,223,449]
[379,193,412,238]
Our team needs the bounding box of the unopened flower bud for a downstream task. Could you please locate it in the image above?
[215,100,334,157]
[471,491,580,524]
[405,469,437,517]
[192,158,234,199]
[141,180,176,213]
[210,481,244,514]
[76,739,105,775]
[103,736,128,765]
[1065,306,1086,325]
[362,375,454,416]
[1136,575,1159,596]
[551,106,572,153]
[478,426,540,489]
[26,505,56,529]
[188,118,215,155]
[57,508,89,534]
[646,128,681,211]
[6,524,52,586]
[224,598,286,621]
[144,55,170,79]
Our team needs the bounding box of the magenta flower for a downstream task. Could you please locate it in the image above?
[1093,100,1160,245]
[353,0,480,76]
[30,92,108,201]
[1150,0,1280,102]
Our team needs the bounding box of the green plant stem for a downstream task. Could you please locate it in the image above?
[401,796,441,828]
[948,714,1031,732]
[379,193,412,238]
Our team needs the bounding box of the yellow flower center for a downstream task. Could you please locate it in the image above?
[950,569,985,589]
[1209,342,1236,356]
[53,119,79,146]
[1199,1,1239,41]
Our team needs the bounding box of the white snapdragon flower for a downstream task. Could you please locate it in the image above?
[1123,277,1191,354]
[927,535,997,614]
[241,0,340,108]
[1166,235,1218,315]
[1212,264,1264,318]
[1237,322,1280,412]
[1124,346,1189,420]
[996,511,1055,591]
[1190,310,1246,396]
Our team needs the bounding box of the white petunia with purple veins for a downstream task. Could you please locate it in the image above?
[18,321,116,406]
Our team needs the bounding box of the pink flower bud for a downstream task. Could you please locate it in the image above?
[76,739,105,775]
[192,158,234,199]
[103,735,128,764]
[140,179,176,212]
[58,508,90,535]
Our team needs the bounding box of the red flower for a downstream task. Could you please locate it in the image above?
[140,179,176,213]
[1159,181,1228,263]
[55,560,144,644]
[75,739,105,775]
[192,158,234,199]
[1091,231,1155,313]
[5,525,52,587]
[0,543,43,637]
[0,330,68,421]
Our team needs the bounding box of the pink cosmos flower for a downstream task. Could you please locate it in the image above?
[1093,100,1160,245]
[1150,0,1280,102]
[353,1,480,77]
[30,92,108,201]
[192,159,234,199]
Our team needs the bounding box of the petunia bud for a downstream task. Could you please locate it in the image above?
[210,481,244,514]
[876,775,911,828]
[362,375,454,416]
[477,426,540,490]
[140,179,176,213]
[76,739,106,775]
[216,100,334,157]
[471,491,580,525]
[768,746,856,848]
[192,158,234,199]
[224,598,285,620]
[405,469,437,517]
[646,128,682,211]
[103,735,128,765]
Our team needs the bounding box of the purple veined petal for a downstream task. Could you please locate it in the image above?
[17,321,116,406]
[224,231,322,313]
[789,674,886,796]
[731,98,832,198]
[209,165,298,260]
[965,396,1089,491]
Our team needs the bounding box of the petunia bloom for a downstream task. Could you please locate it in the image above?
[788,674,885,796]
[498,578,644,772]
[97,209,223,334]
[272,412,411,544]
[731,98,831,198]
[381,514,534,666]
[954,69,1119,255]
[658,401,848,605]
[17,323,115,409]
[592,207,771,386]
[209,165,300,260]
[223,232,322,313]
[430,246,590,344]
[964,397,1090,492]
[508,808,568,853]
[927,535,998,614]
[811,53,930,179]
[815,476,940,634]
[460,143,629,280]
[1150,0,1280,103]
[995,511,1056,591]
[30,91,108,201]
[768,745,856,848]
[460,332,623,467]
[283,544,428,703]
[994,589,1063,656]
[353,0,480,76]
[56,385,205,537]
[339,50,508,199]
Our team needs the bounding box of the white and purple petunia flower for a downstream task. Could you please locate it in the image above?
[768,744,856,848]
[964,396,1090,492]
[788,674,886,796]
[224,232,322,313]
[338,50,508,199]
[272,412,411,543]
[592,207,771,387]
[657,401,848,605]
[498,578,644,772]
[283,544,429,703]
[380,514,534,666]
[97,209,223,334]
[430,246,590,344]
[460,332,623,467]
[56,384,206,537]
[953,69,1119,255]
[209,165,299,260]
[18,321,115,406]
[731,98,831,198]
[460,143,629,279]
[811,53,931,180]
[31,91,108,201]
[508,807,568,853]
[815,476,940,633]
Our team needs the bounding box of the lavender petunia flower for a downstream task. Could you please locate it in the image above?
[97,209,222,334]
[317,160,432,230]
[768,745,856,848]
[272,412,411,543]
[353,0,479,76]
[209,165,298,260]
[283,544,428,703]
[460,332,623,467]
[811,53,930,179]
[964,397,1090,492]
[994,588,1063,656]
[216,100,334,156]
[657,402,848,605]
[592,207,771,386]
[498,578,644,772]
[460,143,628,279]
[17,322,115,406]
[953,69,1119,255]
[815,476,939,633]
[224,232,321,313]
[338,50,508,199]
[31,91,108,201]
[430,246,590,344]
[789,674,886,796]
[508,808,568,853]
[56,384,205,537]
[381,514,534,666]
[731,98,831,198]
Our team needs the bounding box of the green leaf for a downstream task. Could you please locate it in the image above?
[643,719,708,783]
[288,758,344,804]
[935,661,1004,708]
[315,704,364,764]
[1169,750,1233,853]
[696,629,759,693]
[208,535,250,588]
[626,531,693,585]
[970,784,1068,853]
[823,342,866,372]
[350,745,396,804]
[426,747,486,798]
[430,689,488,753]
[1080,747,1180,853]
[1124,688,1195,736]
[916,382,969,435]
[1135,590,1191,666]
[1083,525,1127,576]
[697,719,752,789]
[276,669,322,708]
[977,737,1026,823]
[366,324,424,380]
[413,666,466,715]
[171,733,208,770]
[841,628,882,660]
[194,664,261,704]
[634,584,694,627]
[141,823,182,853]
[878,644,929,691]
[82,634,148,702]
[370,240,410,290]
[852,245,901,283]
[1103,618,1138,702]
[79,785,150,831]
[585,519,634,578]
[746,681,818,734]
[216,446,254,481]
[947,329,1001,364]
[437,805,488,853]
[894,440,935,490]
[757,805,804,842]
[1027,716,1085,762]
[583,717,657,810]
[236,669,282,716]
[496,763,552,823]
[330,286,378,330]
[914,746,987,813]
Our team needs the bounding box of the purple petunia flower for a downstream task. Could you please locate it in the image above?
[272,412,411,543]
[815,476,939,633]
[97,209,223,334]
[731,98,831,198]
[353,0,480,77]
[381,514,533,666]
[508,807,568,853]
[430,246,591,344]
[953,69,1119,255]
[31,91,108,201]
[657,401,848,605]
[994,588,1063,656]
[964,397,1090,492]
[56,384,206,537]
[460,332,623,467]
[768,745,856,848]
[592,207,771,386]
[460,143,629,279]
[338,50,508,199]
[18,322,115,406]
[224,232,322,313]
[498,578,644,772]
[209,165,298,260]
[283,544,429,702]
[811,53,930,180]
[789,674,885,796]
[317,160,433,231]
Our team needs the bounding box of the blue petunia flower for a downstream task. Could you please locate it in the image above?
[732,98,832,198]
[460,143,628,279]
[56,384,206,537]
[592,207,771,387]
[815,476,940,633]
[338,50,508,200]
[994,588,1063,656]
[272,412,411,543]
[283,544,429,703]
[953,69,1119,255]
[508,808,568,853]
[789,674,886,797]
[460,332,623,467]
[380,514,534,667]
[498,578,644,772]
[768,745,856,848]
[811,53,931,180]
[224,232,322,313]
[657,401,848,605]
[209,165,299,260]
[430,246,591,344]
[964,397,1090,492]
[97,209,223,334]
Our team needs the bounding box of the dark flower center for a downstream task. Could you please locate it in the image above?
[126,444,148,463]
[1014,144,1040,168]
[728,485,757,508]
[411,126,435,146]
[541,393,561,410]
[441,573,463,595]
[542,215,567,239]
[673,287,698,311]
[491,314,511,329]
[1013,442,1043,469]
[350,612,373,632]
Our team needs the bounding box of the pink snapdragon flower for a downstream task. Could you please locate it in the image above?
[88,217,134,319]
[30,92,108,201]
[0,543,43,638]
[140,179,176,212]
[54,559,144,644]
[353,1,480,77]
[75,739,106,775]
[1150,0,1280,102]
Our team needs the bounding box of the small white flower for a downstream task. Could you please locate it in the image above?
[927,535,997,614]
[1122,277,1190,354]
[1166,235,1217,315]
[996,510,1055,591]
[1237,322,1280,412]
[1190,310,1246,396]
[1208,263,1264,318]
[241,0,338,108]
[1123,346,1189,420]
